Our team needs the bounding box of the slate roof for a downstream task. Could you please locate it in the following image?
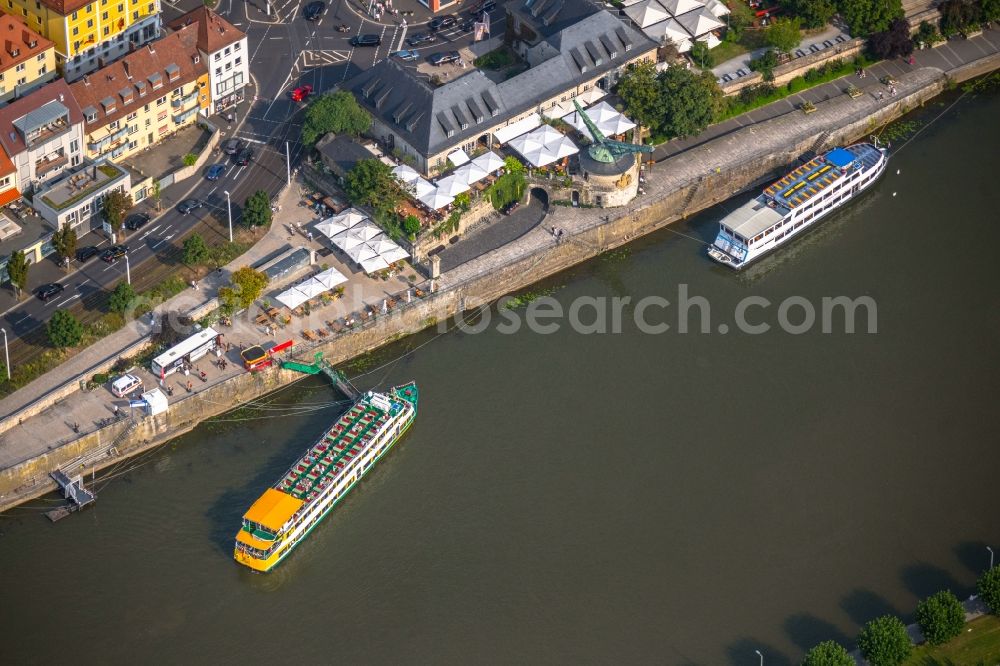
[512,0,603,41]
[316,134,375,178]
[346,8,653,157]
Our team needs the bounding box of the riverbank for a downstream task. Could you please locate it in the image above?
[1,46,998,513]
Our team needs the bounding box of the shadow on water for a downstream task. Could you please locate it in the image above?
[840,588,902,626]
[900,562,965,601]
[203,381,348,557]
[783,612,853,654]
[725,637,791,666]
[955,540,994,577]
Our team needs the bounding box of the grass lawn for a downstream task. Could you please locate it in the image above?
[903,614,1000,665]
[710,40,749,66]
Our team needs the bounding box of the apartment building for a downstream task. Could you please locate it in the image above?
[0,12,57,102]
[4,0,161,81]
[167,7,246,115]
[69,26,208,163]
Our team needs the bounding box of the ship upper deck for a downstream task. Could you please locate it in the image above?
[762,144,883,211]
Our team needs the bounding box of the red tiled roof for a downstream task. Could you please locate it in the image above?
[0,187,20,206]
[37,0,92,15]
[167,7,245,53]
[0,79,83,159]
[69,27,207,133]
[0,13,53,72]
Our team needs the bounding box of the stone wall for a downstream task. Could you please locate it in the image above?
[720,39,865,96]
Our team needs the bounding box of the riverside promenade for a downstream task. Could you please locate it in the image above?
[1,28,998,511]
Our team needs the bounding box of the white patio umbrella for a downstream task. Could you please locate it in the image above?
[410,177,436,198]
[360,255,390,274]
[332,229,364,251]
[315,208,366,238]
[368,237,401,255]
[418,188,455,210]
[312,267,348,289]
[645,17,692,52]
[451,161,489,186]
[345,220,384,243]
[295,278,328,298]
[470,151,504,174]
[392,164,421,186]
[275,287,310,310]
[347,243,379,263]
[447,148,471,166]
[380,246,410,263]
[435,173,472,196]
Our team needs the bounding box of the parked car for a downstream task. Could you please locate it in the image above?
[470,0,496,14]
[429,50,461,66]
[350,34,381,47]
[177,199,203,214]
[407,32,435,46]
[235,146,254,166]
[392,49,420,61]
[111,373,143,398]
[461,18,475,32]
[502,201,519,215]
[75,245,100,262]
[429,14,458,31]
[35,282,65,302]
[221,138,244,155]
[100,244,129,263]
[206,163,227,181]
[303,0,325,20]
[124,212,150,231]
[291,84,313,102]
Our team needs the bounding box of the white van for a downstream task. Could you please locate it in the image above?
[111,373,143,398]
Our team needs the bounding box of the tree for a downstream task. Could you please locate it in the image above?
[6,249,28,299]
[749,48,780,82]
[47,309,84,348]
[915,20,943,47]
[219,266,268,313]
[939,0,983,36]
[838,0,903,38]
[857,615,911,666]
[616,61,662,135]
[402,214,421,238]
[868,18,915,59]
[302,91,372,146]
[182,233,210,266]
[915,590,965,645]
[780,0,837,29]
[690,40,712,68]
[503,155,525,175]
[242,190,273,230]
[983,0,1000,23]
[725,1,755,39]
[766,16,803,53]
[51,223,77,271]
[978,564,1000,614]
[108,281,137,315]
[802,640,854,666]
[150,180,162,212]
[344,159,401,218]
[656,64,723,140]
[101,188,133,235]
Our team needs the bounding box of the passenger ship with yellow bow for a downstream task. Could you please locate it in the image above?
[708,142,888,269]
[234,382,418,572]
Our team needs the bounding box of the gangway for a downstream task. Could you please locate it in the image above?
[281,352,359,400]
[47,469,97,521]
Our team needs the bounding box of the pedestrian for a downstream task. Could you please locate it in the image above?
[113,404,119,417]
[187,380,193,392]
[878,91,884,100]
[307,231,313,242]
[72,422,80,434]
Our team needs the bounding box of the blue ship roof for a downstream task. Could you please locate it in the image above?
[826,147,855,168]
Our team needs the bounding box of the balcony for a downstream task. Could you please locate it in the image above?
[171,90,199,109]
[173,107,199,124]
[88,136,111,152]
[37,163,128,213]
[111,127,129,142]
[35,153,69,178]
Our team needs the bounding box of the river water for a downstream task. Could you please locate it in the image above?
[2,92,999,665]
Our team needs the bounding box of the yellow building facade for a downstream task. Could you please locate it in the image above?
[0,12,57,102]
[4,0,161,81]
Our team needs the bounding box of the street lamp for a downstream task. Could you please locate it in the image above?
[224,190,233,242]
[755,649,763,666]
[1,328,9,381]
[124,253,131,285]
[989,546,995,570]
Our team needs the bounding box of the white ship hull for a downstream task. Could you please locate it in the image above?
[709,143,889,270]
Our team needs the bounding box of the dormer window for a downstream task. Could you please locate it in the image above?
[165,63,180,82]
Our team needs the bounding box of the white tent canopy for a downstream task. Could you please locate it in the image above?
[312,267,348,289]
[508,125,579,168]
[295,278,328,298]
[646,17,693,52]
[315,208,367,239]
[435,173,472,196]
[660,0,704,15]
[451,161,489,186]
[492,113,543,144]
[418,188,455,210]
[624,0,670,28]
[675,6,724,37]
[381,246,410,263]
[704,0,730,18]
[392,164,421,186]
[360,255,390,273]
[447,148,471,166]
[563,100,636,137]
[344,220,384,243]
[347,243,378,263]
[410,177,436,198]
[276,287,311,310]
[471,151,504,174]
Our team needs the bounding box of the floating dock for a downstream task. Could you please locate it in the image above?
[46,470,97,522]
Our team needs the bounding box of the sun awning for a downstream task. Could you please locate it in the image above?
[447,148,470,166]
[243,488,304,532]
[0,188,20,207]
[312,267,348,289]
[275,287,311,309]
[492,113,543,144]
[418,188,455,210]
[471,151,504,174]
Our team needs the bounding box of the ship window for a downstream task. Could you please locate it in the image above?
[754,234,763,242]
[765,227,773,235]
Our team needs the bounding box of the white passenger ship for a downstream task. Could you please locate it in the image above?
[708,142,888,269]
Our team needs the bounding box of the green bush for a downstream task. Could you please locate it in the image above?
[91,372,110,386]
[47,310,84,348]
[802,640,854,666]
[787,76,808,93]
[857,615,912,666]
[979,565,1000,615]
[915,590,966,645]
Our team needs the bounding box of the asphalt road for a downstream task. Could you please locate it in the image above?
[0,0,511,347]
